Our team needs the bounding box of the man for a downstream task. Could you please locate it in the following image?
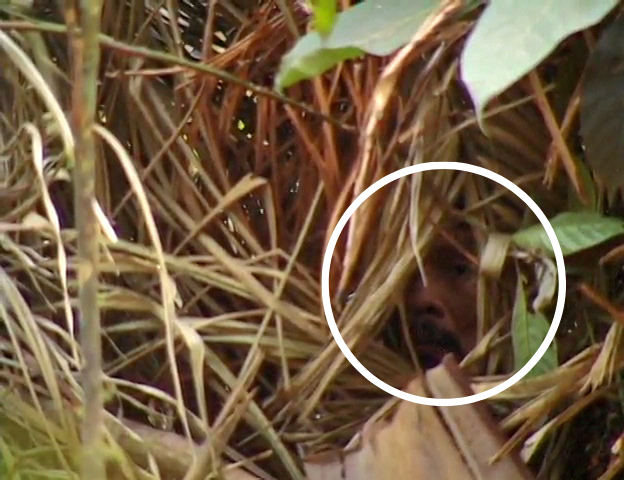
[386,222,479,369]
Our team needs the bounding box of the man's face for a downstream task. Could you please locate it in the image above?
[405,226,478,369]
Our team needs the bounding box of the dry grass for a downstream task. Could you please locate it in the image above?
[1,1,624,479]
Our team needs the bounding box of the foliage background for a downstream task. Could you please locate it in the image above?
[2,0,624,479]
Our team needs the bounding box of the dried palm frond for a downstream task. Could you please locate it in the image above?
[2,1,624,479]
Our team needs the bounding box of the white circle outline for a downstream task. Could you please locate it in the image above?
[321,162,566,406]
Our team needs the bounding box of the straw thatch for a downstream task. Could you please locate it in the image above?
[2,1,624,479]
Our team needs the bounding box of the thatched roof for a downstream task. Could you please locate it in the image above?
[2,0,624,478]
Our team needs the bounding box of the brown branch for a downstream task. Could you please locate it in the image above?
[68,0,105,477]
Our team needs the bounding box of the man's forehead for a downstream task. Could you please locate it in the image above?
[428,221,476,253]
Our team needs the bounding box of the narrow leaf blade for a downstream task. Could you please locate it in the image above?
[513,212,624,256]
[512,279,558,378]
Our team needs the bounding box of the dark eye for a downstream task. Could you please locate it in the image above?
[452,262,474,278]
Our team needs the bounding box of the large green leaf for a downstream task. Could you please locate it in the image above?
[275,0,439,91]
[512,278,558,378]
[580,15,624,190]
[461,0,618,117]
[513,212,624,256]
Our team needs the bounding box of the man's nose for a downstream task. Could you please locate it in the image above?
[409,283,455,333]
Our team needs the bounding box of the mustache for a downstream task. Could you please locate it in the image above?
[411,319,464,357]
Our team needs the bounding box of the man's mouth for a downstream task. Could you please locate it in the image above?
[412,319,465,369]
[417,343,449,369]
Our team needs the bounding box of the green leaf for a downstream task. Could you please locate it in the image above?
[512,278,558,378]
[580,15,624,190]
[461,0,618,118]
[312,0,338,37]
[568,157,598,211]
[275,0,439,91]
[513,212,624,256]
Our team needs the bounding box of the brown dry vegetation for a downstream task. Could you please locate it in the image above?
[2,1,624,479]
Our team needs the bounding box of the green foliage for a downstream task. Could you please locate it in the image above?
[276,0,619,117]
[513,212,624,257]
[580,15,624,190]
[512,277,558,378]
[275,0,439,91]
[460,0,618,118]
[311,0,338,37]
